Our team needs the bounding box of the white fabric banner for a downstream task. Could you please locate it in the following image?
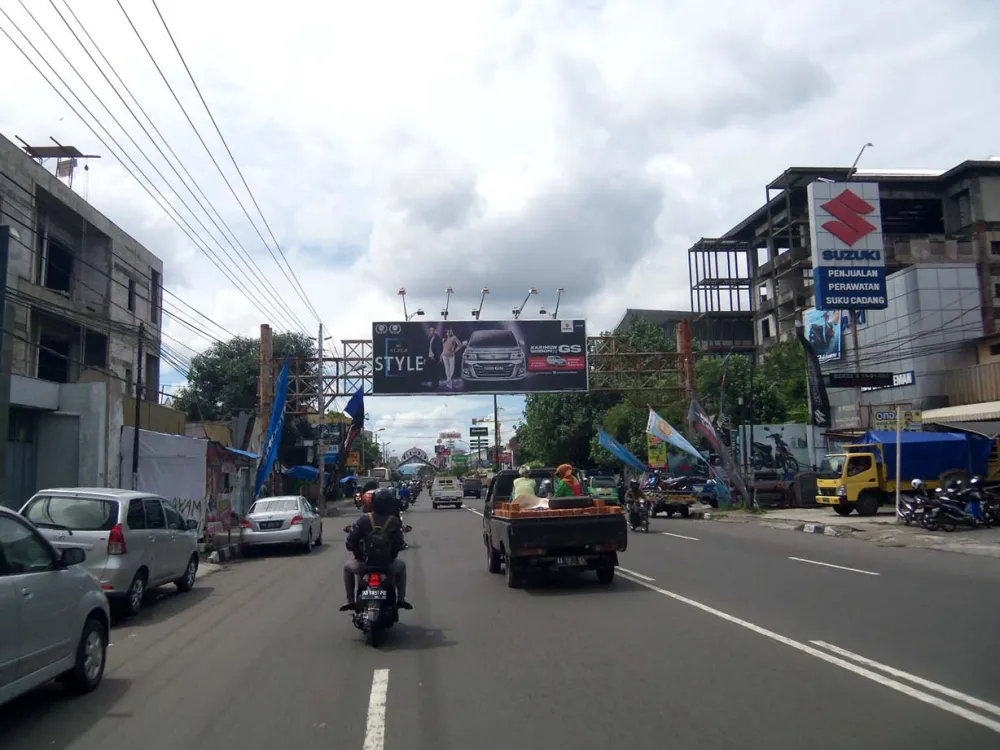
[120,427,209,533]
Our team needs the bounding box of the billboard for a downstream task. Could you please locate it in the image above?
[439,431,461,440]
[372,320,588,395]
[470,426,489,437]
[803,308,845,364]
[807,181,888,310]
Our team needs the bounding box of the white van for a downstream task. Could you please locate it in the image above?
[431,477,463,509]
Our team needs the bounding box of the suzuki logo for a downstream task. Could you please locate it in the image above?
[820,189,877,246]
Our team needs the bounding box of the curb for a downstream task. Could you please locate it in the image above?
[797,522,842,537]
[208,544,242,564]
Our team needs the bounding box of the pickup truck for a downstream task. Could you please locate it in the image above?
[483,468,628,589]
[431,477,464,509]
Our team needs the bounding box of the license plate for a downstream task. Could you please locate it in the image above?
[259,521,282,530]
[481,365,507,372]
[361,589,387,600]
[555,556,586,566]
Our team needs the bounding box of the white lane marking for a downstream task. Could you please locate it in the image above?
[363,669,390,750]
[462,505,483,516]
[613,570,1000,735]
[616,566,654,581]
[811,640,1000,719]
[788,556,880,576]
[661,531,700,541]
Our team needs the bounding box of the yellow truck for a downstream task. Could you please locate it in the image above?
[815,430,996,517]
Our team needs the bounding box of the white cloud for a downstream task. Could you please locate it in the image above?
[2,0,997,435]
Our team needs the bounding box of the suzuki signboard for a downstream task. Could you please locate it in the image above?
[372,320,588,395]
[807,182,888,310]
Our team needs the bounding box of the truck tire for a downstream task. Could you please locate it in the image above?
[679,506,690,518]
[596,563,615,584]
[505,557,523,588]
[486,540,502,574]
[833,504,854,517]
[856,491,880,517]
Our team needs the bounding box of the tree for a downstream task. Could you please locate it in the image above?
[173,332,316,421]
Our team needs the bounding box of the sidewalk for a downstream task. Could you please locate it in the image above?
[708,506,1000,558]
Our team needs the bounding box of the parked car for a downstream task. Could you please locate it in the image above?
[240,496,323,554]
[0,506,111,707]
[20,488,200,617]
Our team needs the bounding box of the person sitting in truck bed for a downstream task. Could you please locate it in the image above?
[512,465,536,500]
[555,464,584,497]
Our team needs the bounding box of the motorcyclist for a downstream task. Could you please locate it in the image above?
[398,483,411,507]
[340,488,413,611]
[623,479,647,526]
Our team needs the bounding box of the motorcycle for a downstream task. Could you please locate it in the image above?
[343,523,413,647]
[750,432,800,473]
[628,499,650,533]
[353,491,364,510]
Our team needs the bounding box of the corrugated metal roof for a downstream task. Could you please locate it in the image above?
[923,402,1000,423]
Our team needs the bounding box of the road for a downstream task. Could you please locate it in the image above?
[2,494,999,749]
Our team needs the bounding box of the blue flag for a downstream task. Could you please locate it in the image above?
[598,429,648,473]
[645,408,702,461]
[253,357,290,499]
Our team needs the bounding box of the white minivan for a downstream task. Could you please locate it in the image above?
[431,477,463,509]
[20,488,200,617]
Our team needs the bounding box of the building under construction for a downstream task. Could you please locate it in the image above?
[710,160,1000,351]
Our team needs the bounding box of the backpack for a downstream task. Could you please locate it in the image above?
[364,512,398,566]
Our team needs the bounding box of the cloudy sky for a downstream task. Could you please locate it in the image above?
[1,0,998,457]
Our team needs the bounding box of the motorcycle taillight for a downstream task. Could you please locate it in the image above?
[367,573,383,587]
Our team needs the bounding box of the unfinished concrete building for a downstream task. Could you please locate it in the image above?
[0,133,165,505]
[712,160,1000,350]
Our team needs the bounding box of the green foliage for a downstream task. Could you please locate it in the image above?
[173,332,315,421]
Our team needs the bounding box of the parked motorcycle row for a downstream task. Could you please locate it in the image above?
[899,477,1000,532]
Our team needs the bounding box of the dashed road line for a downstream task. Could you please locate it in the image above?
[788,556,880,576]
[363,669,390,750]
[661,531,700,541]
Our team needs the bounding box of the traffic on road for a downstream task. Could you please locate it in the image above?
[2,480,999,750]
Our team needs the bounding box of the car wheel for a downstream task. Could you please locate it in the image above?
[302,530,314,554]
[63,616,107,695]
[123,570,147,617]
[175,554,198,592]
[315,523,324,545]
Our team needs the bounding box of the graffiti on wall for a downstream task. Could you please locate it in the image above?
[167,496,225,538]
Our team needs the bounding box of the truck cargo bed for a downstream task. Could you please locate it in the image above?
[491,512,628,554]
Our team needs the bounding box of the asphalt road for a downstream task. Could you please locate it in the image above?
[2,493,999,750]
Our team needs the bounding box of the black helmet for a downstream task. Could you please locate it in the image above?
[629,479,640,489]
[372,488,395,515]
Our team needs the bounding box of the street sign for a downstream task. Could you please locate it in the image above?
[347,452,360,467]
[470,426,489,437]
[825,372,894,388]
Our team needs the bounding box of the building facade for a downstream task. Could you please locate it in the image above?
[817,264,982,429]
[1,133,166,506]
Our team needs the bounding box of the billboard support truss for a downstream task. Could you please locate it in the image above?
[279,336,684,416]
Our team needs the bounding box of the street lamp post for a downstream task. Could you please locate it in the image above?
[539,288,564,318]
[442,287,453,320]
[512,288,538,319]
[472,287,489,319]
[397,287,409,320]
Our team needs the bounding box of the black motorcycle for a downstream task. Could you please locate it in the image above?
[628,499,650,533]
[750,433,800,473]
[343,523,412,647]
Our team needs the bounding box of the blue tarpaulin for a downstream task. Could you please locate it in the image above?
[286,465,319,481]
[598,429,648,473]
[860,430,993,481]
[253,357,291,499]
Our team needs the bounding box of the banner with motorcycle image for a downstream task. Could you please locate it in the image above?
[686,399,750,507]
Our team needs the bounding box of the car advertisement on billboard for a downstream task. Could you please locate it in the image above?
[371,320,588,395]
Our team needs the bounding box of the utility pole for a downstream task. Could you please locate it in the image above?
[259,324,273,448]
[131,323,144,490]
[0,226,11,506]
[493,394,501,471]
[316,323,326,508]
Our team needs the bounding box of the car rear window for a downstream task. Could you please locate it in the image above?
[22,495,118,531]
[251,499,299,513]
[437,479,455,485]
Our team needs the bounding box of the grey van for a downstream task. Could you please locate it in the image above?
[20,488,200,617]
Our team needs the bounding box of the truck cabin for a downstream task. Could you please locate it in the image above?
[488,468,591,505]
[818,444,882,481]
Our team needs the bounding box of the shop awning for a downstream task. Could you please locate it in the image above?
[922,402,1000,423]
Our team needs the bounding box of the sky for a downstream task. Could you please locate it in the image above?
[1,0,998,457]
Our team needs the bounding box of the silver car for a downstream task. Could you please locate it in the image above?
[20,488,200,617]
[240,496,323,553]
[0,506,111,708]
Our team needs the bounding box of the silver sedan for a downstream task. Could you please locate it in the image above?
[240,496,323,554]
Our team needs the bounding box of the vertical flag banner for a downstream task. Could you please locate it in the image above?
[646,409,702,461]
[598,429,648,474]
[795,319,832,428]
[647,434,668,469]
[253,357,291,499]
[687,399,751,506]
[341,388,365,463]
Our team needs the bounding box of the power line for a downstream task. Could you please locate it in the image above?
[125,0,325,330]
[0,11,300,332]
[11,1,306,334]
